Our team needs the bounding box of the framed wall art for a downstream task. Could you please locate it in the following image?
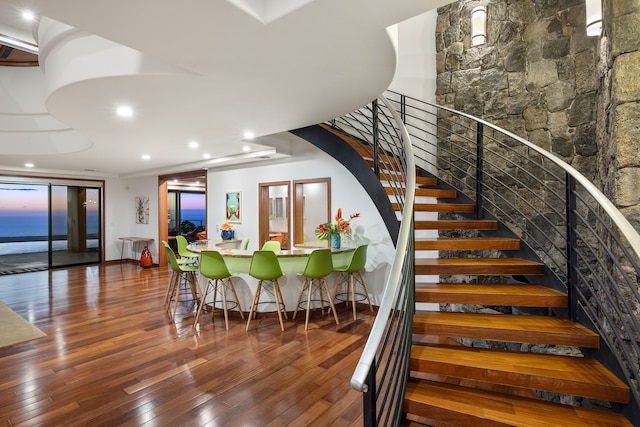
[226,191,241,223]
[135,196,150,224]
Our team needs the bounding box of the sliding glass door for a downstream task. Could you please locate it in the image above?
[0,183,50,273]
[50,185,101,268]
[0,179,103,274]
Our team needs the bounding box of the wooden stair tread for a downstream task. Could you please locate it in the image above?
[416,283,567,307]
[416,258,544,276]
[404,380,632,427]
[385,186,457,198]
[417,176,438,186]
[415,220,498,230]
[381,176,437,188]
[413,311,600,348]
[416,237,520,251]
[393,202,475,213]
[410,345,629,403]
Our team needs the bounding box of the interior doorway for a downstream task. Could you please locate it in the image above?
[158,170,207,267]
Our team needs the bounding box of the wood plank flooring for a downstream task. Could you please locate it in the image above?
[0,263,374,426]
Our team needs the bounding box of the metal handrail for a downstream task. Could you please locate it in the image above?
[328,94,416,425]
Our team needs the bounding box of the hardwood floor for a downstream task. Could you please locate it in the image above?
[0,263,373,426]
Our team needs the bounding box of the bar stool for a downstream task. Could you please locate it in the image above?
[162,241,195,266]
[246,250,288,331]
[293,249,339,330]
[332,245,374,320]
[261,241,281,251]
[163,245,200,320]
[194,251,244,330]
[176,235,200,264]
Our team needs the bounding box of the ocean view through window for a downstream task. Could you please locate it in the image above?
[0,182,102,269]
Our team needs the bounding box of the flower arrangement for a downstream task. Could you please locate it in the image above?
[315,208,360,241]
[220,222,235,240]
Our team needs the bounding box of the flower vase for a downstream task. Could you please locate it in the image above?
[139,246,153,268]
[330,233,341,249]
[221,230,234,240]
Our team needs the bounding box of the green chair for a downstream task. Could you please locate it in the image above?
[162,240,195,266]
[176,235,200,263]
[164,245,200,320]
[246,250,287,331]
[243,238,251,250]
[194,251,244,330]
[293,249,339,330]
[261,240,281,251]
[332,245,374,320]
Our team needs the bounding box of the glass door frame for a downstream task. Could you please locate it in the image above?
[0,176,105,271]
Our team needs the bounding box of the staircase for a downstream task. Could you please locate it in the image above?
[306,107,638,425]
[348,129,632,424]
[399,175,632,426]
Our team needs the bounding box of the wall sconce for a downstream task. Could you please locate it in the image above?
[585,0,602,36]
[471,6,487,46]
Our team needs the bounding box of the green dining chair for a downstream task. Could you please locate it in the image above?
[243,238,251,250]
[293,249,339,330]
[332,245,374,320]
[164,244,200,320]
[162,240,195,266]
[261,240,281,251]
[194,251,244,330]
[246,250,287,331]
[175,235,200,263]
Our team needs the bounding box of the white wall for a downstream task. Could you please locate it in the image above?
[105,176,158,262]
[390,10,438,103]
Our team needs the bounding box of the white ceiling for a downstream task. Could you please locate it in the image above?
[0,0,451,179]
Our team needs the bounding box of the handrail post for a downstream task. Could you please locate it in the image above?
[372,99,380,177]
[565,172,578,321]
[400,94,406,123]
[363,363,377,426]
[475,122,484,220]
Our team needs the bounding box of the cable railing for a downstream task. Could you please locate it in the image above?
[331,90,640,424]
[327,95,416,426]
[388,90,640,422]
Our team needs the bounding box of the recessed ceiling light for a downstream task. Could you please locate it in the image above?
[242,145,251,152]
[141,154,150,160]
[22,10,35,21]
[203,153,211,159]
[116,105,134,118]
[189,141,199,149]
[243,131,255,140]
[25,162,34,168]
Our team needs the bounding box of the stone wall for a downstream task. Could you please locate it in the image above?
[600,0,640,230]
[436,0,599,181]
